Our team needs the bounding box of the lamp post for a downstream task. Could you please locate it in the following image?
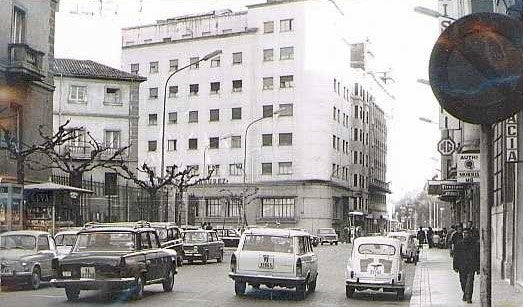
[203,133,233,177]
[413,6,456,20]
[160,49,222,222]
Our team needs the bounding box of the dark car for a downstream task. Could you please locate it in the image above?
[182,230,224,264]
[50,224,177,301]
[149,222,184,266]
[214,227,241,247]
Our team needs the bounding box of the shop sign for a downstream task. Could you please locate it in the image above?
[506,115,518,163]
[457,153,480,183]
[428,180,465,195]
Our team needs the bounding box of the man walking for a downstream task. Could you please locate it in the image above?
[417,226,426,246]
[427,227,434,248]
[449,224,463,257]
[453,228,480,303]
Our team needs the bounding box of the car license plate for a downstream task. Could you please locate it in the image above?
[259,255,274,270]
[80,267,95,279]
[370,266,383,275]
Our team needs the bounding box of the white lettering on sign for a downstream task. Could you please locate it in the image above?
[506,115,518,163]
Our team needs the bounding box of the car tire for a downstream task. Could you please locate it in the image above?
[201,252,208,265]
[308,278,317,293]
[162,266,175,292]
[396,289,405,300]
[29,268,41,290]
[295,283,307,300]
[346,285,355,298]
[131,275,144,300]
[234,280,246,296]
[217,250,223,263]
[65,287,80,301]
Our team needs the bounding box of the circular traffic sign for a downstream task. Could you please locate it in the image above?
[437,138,456,156]
[429,13,523,124]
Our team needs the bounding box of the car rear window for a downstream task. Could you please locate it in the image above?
[242,235,293,253]
[56,234,77,246]
[358,243,396,256]
[74,232,135,252]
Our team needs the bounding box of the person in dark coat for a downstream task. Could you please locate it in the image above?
[205,222,213,230]
[417,226,426,246]
[453,228,480,303]
[449,224,463,257]
[427,227,434,248]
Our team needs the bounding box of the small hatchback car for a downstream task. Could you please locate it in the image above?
[387,231,419,264]
[229,228,318,300]
[345,237,405,300]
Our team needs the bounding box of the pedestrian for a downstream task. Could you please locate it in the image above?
[417,226,426,246]
[453,228,480,303]
[446,225,456,253]
[201,222,207,229]
[205,222,213,230]
[466,220,479,242]
[450,224,464,257]
[427,227,434,248]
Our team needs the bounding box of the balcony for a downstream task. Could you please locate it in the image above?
[62,144,127,161]
[369,179,391,194]
[7,44,45,81]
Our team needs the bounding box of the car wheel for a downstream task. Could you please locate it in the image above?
[234,280,246,296]
[346,285,355,298]
[308,278,317,293]
[217,250,223,263]
[29,268,41,290]
[131,275,144,300]
[162,267,175,292]
[397,289,405,300]
[65,287,80,301]
[295,283,307,300]
[201,252,208,265]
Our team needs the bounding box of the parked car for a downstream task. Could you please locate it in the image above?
[317,228,339,245]
[54,229,80,259]
[149,222,184,266]
[387,231,419,264]
[0,230,57,290]
[229,228,318,300]
[345,236,406,300]
[182,230,224,264]
[50,223,177,301]
[215,227,241,247]
[288,228,319,247]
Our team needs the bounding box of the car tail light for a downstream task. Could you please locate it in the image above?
[230,254,237,272]
[296,258,303,276]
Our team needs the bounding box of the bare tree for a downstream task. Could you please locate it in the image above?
[219,186,259,227]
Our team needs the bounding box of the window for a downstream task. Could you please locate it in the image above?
[190,84,199,96]
[210,82,220,94]
[263,77,274,90]
[262,134,273,146]
[227,199,242,217]
[188,138,198,150]
[232,52,242,65]
[278,162,292,174]
[210,109,220,122]
[353,128,358,141]
[262,163,272,175]
[206,199,221,217]
[148,114,158,125]
[229,163,243,176]
[190,57,199,69]
[130,63,139,74]
[210,57,220,67]
[333,107,337,120]
[263,105,273,118]
[280,19,293,32]
[232,107,242,120]
[263,49,274,61]
[232,80,243,92]
[231,136,241,148]
[149,61,159,73]
[208,164,220,176]
[167,139,177,151]
[280,47,294,60]
[104,87,121,104]
[354,105,359,118]
[169,86,178,98]
[104,173,118,196]
[263,21,274,33]
[353,174,358,187]
[104,130,121,149]
[69,85,87,103]
[278,104,293,116]
[353,151,358,164]
[12,6,26,43]
[333,135,337,149]
[169,59,179,71]
[280,75,294,88]
[189,111,198,123]
[278,133,292,146]
[261,198,295,218]
[209,137,219,149]
[37,236,50,251]
[149,87,158,99]
[148,140,157,152]
[140,232,151,249]
[168,112,177,124]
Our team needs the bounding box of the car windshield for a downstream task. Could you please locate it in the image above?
[389,235,406,242]
[73,232,135,252]
[56,234,77,246]
[242,235,293,253]
[183,232,207,243]
[0,235,36,250]
[358,243,396,256]
[318,229,335,234]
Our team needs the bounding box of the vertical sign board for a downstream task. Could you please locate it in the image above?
[457,153,481,183]
[506,115,518,163]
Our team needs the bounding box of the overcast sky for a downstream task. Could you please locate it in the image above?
[54,0,442,205]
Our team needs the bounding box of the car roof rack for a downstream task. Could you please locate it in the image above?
[83,220,151,229]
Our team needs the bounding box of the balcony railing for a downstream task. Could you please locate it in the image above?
[7,43,45,81]
[62,144,126,160]
[369,179,391,193]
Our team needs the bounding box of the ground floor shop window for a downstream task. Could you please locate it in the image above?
[261,198,295,219]
[227,198,242,217]
[206,198,221,217]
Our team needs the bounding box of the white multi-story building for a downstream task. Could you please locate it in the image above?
[121,0,391,233]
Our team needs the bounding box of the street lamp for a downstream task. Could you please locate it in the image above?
[160,49,222,221]
[413,6,456,20]
[203,133,233,177]
[417,78,430,86]
[419,116,438,125]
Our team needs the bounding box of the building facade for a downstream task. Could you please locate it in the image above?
[121,0,391,234]
[0,0,59,183]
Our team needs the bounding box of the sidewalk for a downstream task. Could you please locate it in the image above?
[410,247,523,307]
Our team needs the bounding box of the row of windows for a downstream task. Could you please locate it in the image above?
[332,135,349,155]
[162,162,294,178]
[332,106,351,128]
[330,164,368,189]
[263,19,294,34]
[202,196,296,219]
[147,75,295,99]
[354,83,374,103]
[66,129,122,149]
[68,85,123,105]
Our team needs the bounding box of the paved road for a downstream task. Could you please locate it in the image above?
[0,244,415,306]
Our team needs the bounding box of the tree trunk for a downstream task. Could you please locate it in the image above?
[69,171,83,188]
[16,156,25,184]
[149,190,158,221]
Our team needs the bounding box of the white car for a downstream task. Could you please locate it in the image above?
[54,229,80,259]
[345,237,406,300]
[387,231,419,264]
[229,228,318,300]
[317,228,339,245]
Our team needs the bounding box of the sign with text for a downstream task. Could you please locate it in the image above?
[457,153,480,183]
[427,180,465,195]
[437,138,456,156]
[506,115,518,163]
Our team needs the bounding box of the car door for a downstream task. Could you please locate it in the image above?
[150,231,169,278]
[207,232,216,258]
[140,231,157,281]
[36,235,54,278]
[214,232,223,255]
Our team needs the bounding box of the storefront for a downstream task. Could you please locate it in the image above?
[0,183,23,232]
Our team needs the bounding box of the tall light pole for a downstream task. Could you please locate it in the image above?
[203,134,233,177]
[160,49,222,222]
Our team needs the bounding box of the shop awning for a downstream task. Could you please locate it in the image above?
[24,182,93,194]
[348,211,364,216]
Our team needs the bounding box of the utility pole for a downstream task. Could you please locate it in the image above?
[480,124,493,306]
